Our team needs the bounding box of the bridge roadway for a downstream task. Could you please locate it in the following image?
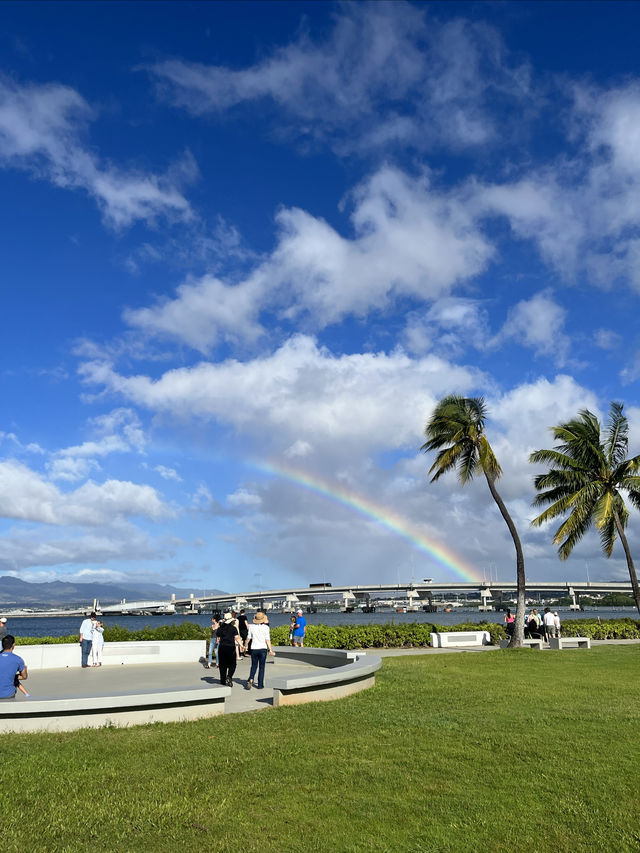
[169,580,634,610]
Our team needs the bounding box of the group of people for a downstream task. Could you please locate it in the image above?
[208,609,275,690]
[504,606,562,642]
[206,607,308,691]
[79,612,105,667]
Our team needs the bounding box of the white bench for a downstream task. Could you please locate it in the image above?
[549,636,591,650]
[499,638,543,650]
[430,631,490,648]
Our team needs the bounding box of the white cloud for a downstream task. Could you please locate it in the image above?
[0,526,165,573]
[0,460,173,526]
[79,334,483,455]
[403,297,491,356]
[154,465,182,482]
[227,489,262,508]
[491,290,570,364]
[47,409,146,482]
[123,166,494,350]
[149,4,530,154]
[0,77,194,227]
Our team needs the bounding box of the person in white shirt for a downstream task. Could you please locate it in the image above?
[91,620,105,666]
[244,611,274,690]
[543,607,556,641]
[79,612,96,668]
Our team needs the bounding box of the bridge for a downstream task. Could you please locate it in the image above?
[66,580,634,617]
[163,579,634,613]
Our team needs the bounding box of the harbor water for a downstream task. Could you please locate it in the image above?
[3,607,637,640]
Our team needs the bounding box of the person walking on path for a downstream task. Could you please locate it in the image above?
[293,609,307,647]
[0,617,7,642]
[237,609,249,656]
[244,611,274,690]
[504,609,515,637]
[0,635,28,700]
[216,612,240,687]
[79,612,96,668]
[206,615,220,669]
[543,607,556,642]
[288,614,297,646]
[91,620,105,666]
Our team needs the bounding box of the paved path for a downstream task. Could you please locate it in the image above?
[12,641,637,716]
[13,655,316,714]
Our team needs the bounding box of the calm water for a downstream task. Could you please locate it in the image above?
[3,607,637,639]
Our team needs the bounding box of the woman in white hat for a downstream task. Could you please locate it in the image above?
[216,612,241,687]
[244,611,274,690]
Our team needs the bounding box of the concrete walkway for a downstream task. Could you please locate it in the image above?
[12,640,636,717]
[13,655,318,715]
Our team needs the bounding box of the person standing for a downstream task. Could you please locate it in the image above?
[91,620,105,666]
[292,609,307,647]
[206,615,220,669]
[244,611,275,690]
[0,617,7,642]
[504,608,515,637]
[237,609,249,656]
[79,612,96,668]
[216,612,240,687]
[0,635,28,700]
[553,611,562,638]
[543,607,556,642]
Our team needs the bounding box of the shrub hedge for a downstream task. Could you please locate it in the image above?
[13,617,640,648]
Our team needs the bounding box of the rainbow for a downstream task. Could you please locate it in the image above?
[253,460,483,583]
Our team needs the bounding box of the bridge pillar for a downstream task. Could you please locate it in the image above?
[568,587,580,610]
[478,588,493,611]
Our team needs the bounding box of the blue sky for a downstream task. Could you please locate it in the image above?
[2,1,640,594]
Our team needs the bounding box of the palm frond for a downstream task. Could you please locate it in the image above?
[605,401,629,466]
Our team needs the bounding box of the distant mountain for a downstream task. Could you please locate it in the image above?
[0,576,227,608]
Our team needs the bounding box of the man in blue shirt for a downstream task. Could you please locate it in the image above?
[0,635,28,700]
[293,609,307,647]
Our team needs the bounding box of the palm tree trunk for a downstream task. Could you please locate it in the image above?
[613,510,640,615]
[484,472,526,647]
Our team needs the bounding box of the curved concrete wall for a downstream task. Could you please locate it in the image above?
[271,647,382,706]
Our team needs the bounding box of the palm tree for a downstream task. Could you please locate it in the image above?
[529,402,640,615]
[421,395,526,647]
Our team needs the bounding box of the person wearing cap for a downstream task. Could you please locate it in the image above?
[0,617,7,643]
[292,609,307,647]
[0,635,27,700]
[216,612,241,687]
[244,612,274,690]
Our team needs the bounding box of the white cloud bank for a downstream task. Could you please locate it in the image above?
[0,460,173,526]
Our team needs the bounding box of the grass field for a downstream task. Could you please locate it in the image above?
[1,645,639,853]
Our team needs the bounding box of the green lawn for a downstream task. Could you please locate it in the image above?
[1,646,639,853]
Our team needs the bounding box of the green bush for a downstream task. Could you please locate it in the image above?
[14,617,640,649]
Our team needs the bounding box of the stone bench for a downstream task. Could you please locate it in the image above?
[549,636,591,650]
[499,638,543,649]
[0,686,230,733]
[270,647,382,706]
[430,631,490,648]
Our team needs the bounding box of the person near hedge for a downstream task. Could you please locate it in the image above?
[504,608,515,637]
[543,607,556,642]
[292,609,307,647]
[244,611,275,690]
[91,620,105,666]
[79,612,97,668]
[216,612,241,687]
